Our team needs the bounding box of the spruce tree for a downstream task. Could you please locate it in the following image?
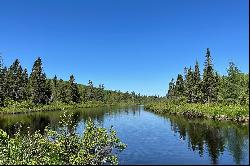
[186,67,195,103]
[183,67,188,98]
[16,64,24,100]
[0,56,5,106]
[58,79,68,103]
[131,91,136,103]
[22,68,29,100]
[167,78,175,99]
[193,60,202,103]
[29,57,49,104]
[68,75,80,103]
[96,84,105,101]
[202,48,217,103]
[87,80,94,101]
[224,62,242,104]
[240,73,249,105]
[175,74,185,97]
[51,75,58,102]
[6,59,26,101]
[45,79,52,104]
[214,71,221,103]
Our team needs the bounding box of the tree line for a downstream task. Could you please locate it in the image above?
[0,56,155,107]
[167,48,249,105]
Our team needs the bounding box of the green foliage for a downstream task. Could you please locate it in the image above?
[186,67,195,103]
[222,62,248,104]
[68,75,81,103]
[5,59,28,101]
[167,48,248,106]
[29,57,50,105]
[167,78,175,99]
[0,56,6,106]
[0,112,126,165]
[202,48,218,103]
[145,100,249,122]
[57,79,69,103]
[193,60,202,103]
[51,75,58,102]
[0,56,150,113]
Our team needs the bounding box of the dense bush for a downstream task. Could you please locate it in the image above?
[0,112,126,165]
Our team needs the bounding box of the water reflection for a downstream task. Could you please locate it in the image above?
[167,115,249,165]
[0,106,248,165]
[0,106,133,136]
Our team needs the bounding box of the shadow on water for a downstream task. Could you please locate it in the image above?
[0,105,135,136]
[161,114,249,165]
[0,105,248,165]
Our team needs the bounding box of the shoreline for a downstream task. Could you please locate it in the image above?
[0,101,139,115]
[144,102,249,124]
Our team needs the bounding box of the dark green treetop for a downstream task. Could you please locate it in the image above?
[29,57,50,104]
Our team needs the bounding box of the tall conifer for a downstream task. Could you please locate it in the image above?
[175,74,185,97]
[29,57,49,104]
[0,56,5,106]
[68,75,80,103]
[193,60,202,102]
[202,48,217,103]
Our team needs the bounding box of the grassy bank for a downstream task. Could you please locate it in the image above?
[0,100,138,114]
[144,101,249,123]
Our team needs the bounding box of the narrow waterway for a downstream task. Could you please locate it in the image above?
[0,105,249,165]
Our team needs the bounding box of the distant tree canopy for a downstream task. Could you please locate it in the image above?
[167,48,249,105]
[0,56,156,107]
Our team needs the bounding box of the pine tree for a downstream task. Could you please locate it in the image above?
[87,80,94,101]
[0,55,5,106]
[193,60,202,103]
[29,57,49,104]
[167,78,175,99]
[202,48,217,103]
[131,91,136,103]
[214,71,220,103]
[183,67,188,98]
[6,59,26,101]
[224,62,242,104]
[16,64,25,100]
[22,68,29,100]
[45,81,52,104]
[186,67,195,103]
[51,75,58,102]
[96,84,105,101]
[58,79,68,103]
[240,73,249,105]
[175,74,185,97]
[68,75,80,103]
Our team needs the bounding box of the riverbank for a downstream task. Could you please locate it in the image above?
[0,100,138,114]
[144,101,249,123]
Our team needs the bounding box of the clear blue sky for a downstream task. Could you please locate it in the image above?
[0,0,248,96]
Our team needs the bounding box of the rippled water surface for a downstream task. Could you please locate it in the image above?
[0,105,249,165]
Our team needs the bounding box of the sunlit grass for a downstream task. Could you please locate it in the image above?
[145,101,249,122]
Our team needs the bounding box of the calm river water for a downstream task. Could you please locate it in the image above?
[0,105,249,165]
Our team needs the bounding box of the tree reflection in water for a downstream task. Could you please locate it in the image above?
[0,106,248,165]
[168,115,248,165]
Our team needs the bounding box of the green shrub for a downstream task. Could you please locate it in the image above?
[0,112,126,165]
